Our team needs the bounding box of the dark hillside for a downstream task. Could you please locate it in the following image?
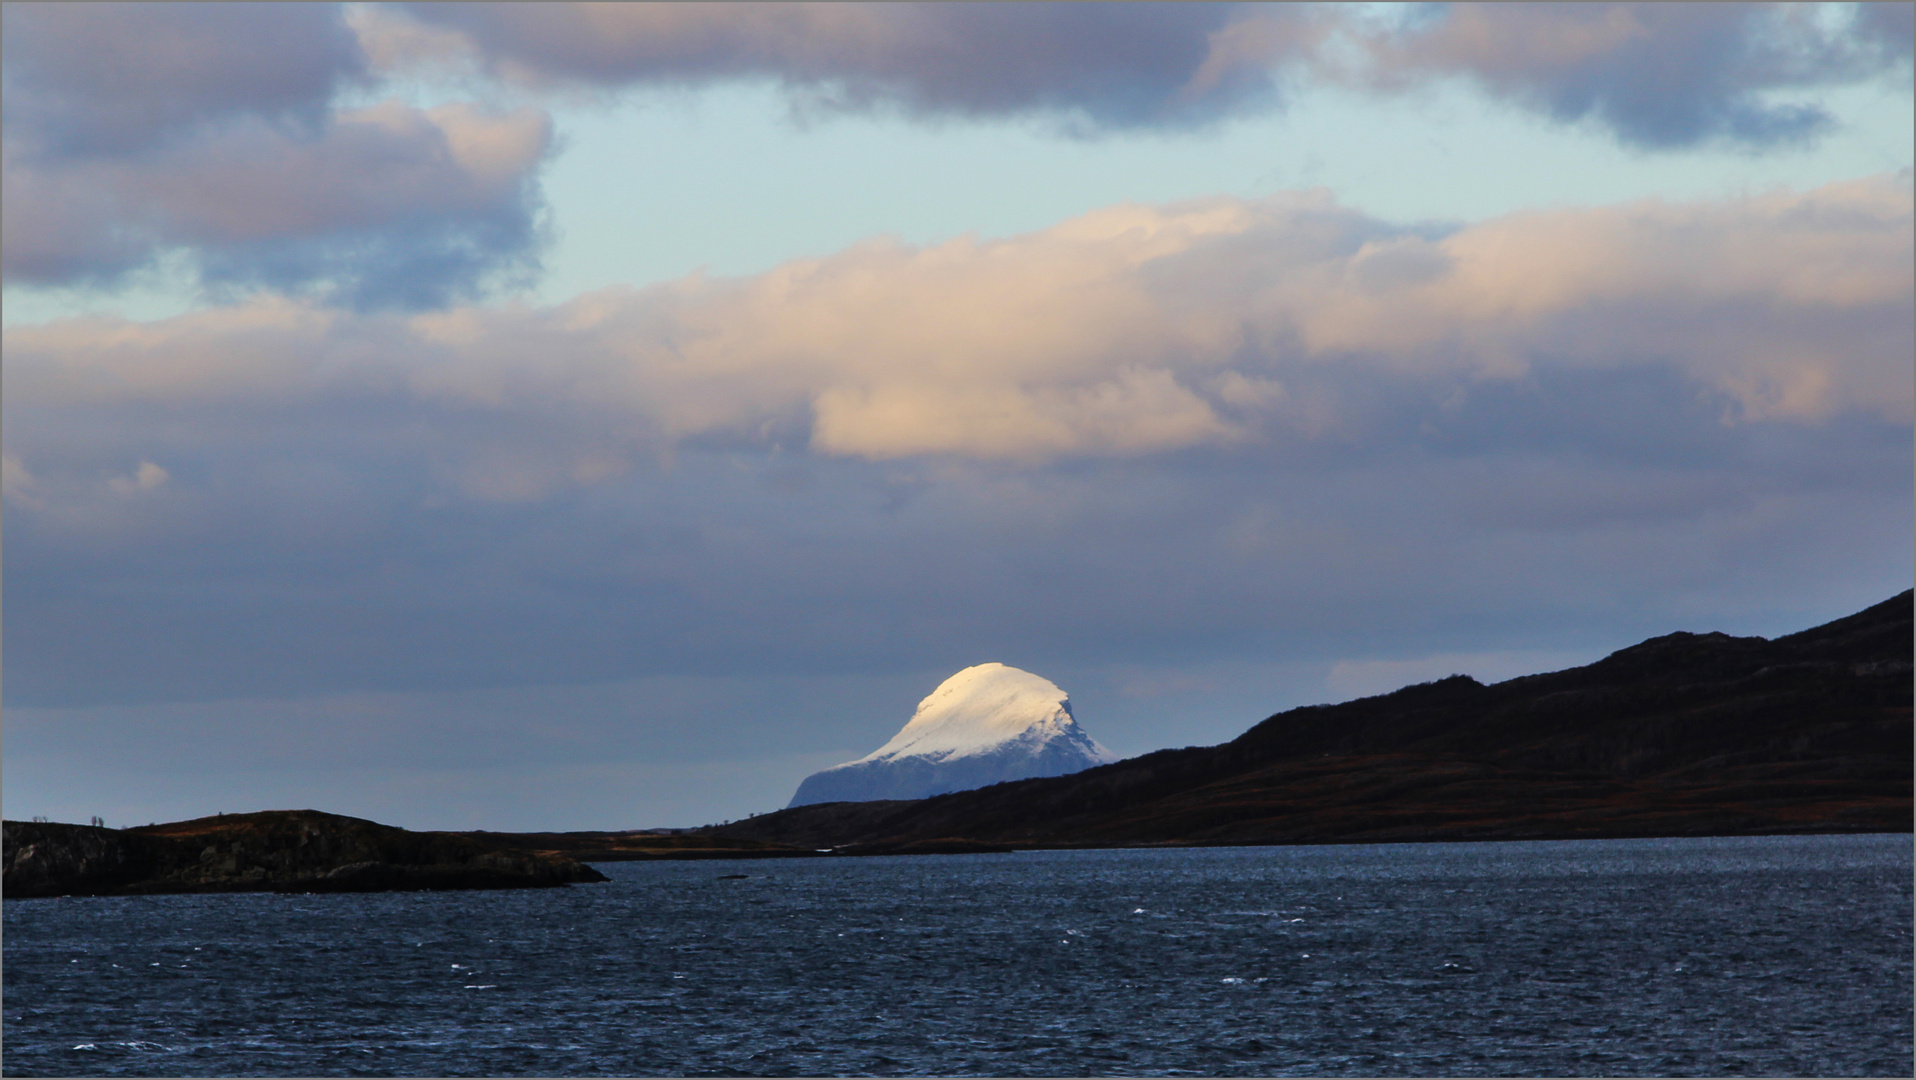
[3,810,609,898]
[709,591,1911,851]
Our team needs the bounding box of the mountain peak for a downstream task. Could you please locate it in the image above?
[788,663,1118,807]
[859,663,1088,763]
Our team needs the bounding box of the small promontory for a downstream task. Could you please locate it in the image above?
[2,809,609,898]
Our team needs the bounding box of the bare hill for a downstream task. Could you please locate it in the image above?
[706,591,1912,851]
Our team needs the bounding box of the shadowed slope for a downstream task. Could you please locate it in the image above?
[710,592,1912,851]
[3,810,610,898]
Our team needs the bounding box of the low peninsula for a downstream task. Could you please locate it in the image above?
[2,809,609,899]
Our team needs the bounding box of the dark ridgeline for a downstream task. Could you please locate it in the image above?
[1,809,607,898]
[5,592,1909,887]
[705,590,1913,852]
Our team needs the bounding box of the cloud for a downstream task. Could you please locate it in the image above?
[0,2,366,160]
[9,3,1894,180]
[1336,2,1914,149]
[1,3,553,307]
[1856,0,1916,57]
[2,101,553,308]
[1,450,40,509]
[5,5,1910,831]
[3,408,1907,711]
[3,162,1909,710]
[8,175,1907,474]
[5,4,1903,310]
[107,461,170,496]
[382,1,1300,129]
[4,176,1907,717]
[376,2,1909,148]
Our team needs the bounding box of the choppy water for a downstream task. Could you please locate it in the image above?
[4,834,1910,1077]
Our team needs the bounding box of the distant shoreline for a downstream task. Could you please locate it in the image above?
[2,810,608,899]
[10,591,1908,894]
[9,813,1907,901]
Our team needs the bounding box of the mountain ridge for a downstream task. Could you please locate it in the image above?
[712,591,1913,851]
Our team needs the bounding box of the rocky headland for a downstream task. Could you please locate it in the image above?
[2,809,609,898]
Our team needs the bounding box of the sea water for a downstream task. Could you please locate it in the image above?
[4,834,1910,1077]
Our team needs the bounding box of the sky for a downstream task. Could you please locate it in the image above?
[3,1,1911,831]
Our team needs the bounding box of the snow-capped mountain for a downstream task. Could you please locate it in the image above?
[787,663,1120,807]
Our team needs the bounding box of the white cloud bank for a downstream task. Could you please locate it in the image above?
[5,175,1909,495]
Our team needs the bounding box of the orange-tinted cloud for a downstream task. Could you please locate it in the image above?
[8,176,1908,483]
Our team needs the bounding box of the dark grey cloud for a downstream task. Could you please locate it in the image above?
[1856,0,1916,58]
[2,102,554,308]
[385,2,1911,148]
[5,335,1908,827]
[0,2,364,160]
[1,3,553,307]
[3,376,1907,706]
[395,1,1283,129]
[4,2,1904,311]
[1358,2,1913,149]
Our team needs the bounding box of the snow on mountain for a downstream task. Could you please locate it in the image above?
[788,663,1120,807]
